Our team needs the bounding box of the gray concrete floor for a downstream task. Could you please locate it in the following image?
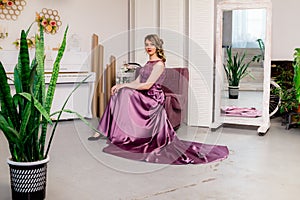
[1,117,300,200]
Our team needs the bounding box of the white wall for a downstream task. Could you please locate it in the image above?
[129,0,160,65]
[271,0,300,60]
[1,1,297,63]
[2,0,294,59]
[0,0,128,58]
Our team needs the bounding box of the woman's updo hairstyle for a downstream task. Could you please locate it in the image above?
[144,34,166,62]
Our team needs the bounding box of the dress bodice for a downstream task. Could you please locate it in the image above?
[139,60,166,85]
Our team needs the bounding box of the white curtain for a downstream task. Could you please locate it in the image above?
[232,9,266,48]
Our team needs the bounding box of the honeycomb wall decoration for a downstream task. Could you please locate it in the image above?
[37,8,62,34]
[0,0,26,20]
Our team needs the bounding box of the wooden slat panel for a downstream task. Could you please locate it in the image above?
[91,34,99,118]
[110,55,116,87]
[105,64,112,107]
[98,44,105,118]
[91,34,98,117]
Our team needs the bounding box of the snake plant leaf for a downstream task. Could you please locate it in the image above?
[0,62,19,129]
[52,109,100,133]
[36,25,45,75]
[18,30,31,93]
[29,62,37,94]
[6,115,14,129]
[14,92,52,124]
[34,25,45,102]
[27,95,40,161]
[35,27,47,158]
[30,55,37,70]
[39,26,68,157]
[13,66,25,116]
[14,67,22,95]
[45,26,69,114]
[35,26,47,157]
[23,125,42,161]
[25,22,34,36]
[0,113,19,144]
[45,72,91,157]
[0,114,23,162]
[18,100,32,140]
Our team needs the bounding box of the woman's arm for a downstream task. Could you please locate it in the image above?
[111,61,164,95]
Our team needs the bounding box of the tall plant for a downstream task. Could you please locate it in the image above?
[293,48,300,105]
[223,46,253,86]
[0,22,97,162]
[252,38,265,63]
[0,24,67,162]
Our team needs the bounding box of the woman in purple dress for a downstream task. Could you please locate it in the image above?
[88,34,229,164]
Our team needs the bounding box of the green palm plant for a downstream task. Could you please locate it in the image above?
[223,46,253,86]
[0,23,96,162]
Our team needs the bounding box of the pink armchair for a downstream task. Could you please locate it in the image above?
[135,67,189,130]
[161,68,189,130]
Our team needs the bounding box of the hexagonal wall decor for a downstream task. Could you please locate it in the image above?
[0,0,26,20]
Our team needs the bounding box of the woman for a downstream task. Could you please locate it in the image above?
[88,34,229,164]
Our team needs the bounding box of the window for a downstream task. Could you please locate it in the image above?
[232,9,266,48]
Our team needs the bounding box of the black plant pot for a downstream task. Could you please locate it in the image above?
[7,157,49,200]
[228,86,239,99]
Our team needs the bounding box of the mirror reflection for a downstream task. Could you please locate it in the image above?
[221,8,266,119]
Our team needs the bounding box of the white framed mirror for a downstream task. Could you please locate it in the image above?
[213,0,272,134]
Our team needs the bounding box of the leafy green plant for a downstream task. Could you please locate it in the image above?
[273,64,294,89]
[223,46,253,86]
[272,86,297,114]
[271,63,298,114]
[0,23,97,162]
[252,39,265,63]
[293,48,300,105]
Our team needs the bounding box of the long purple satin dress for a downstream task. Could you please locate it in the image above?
[97,60,229,164]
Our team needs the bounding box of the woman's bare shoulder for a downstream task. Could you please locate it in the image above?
[154,60,165,68]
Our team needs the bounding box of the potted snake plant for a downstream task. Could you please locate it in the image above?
[223,46,253,99]
[0,19,97,199]
[0,22,67,199]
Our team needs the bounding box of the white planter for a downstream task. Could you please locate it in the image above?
[7,156,50,200]
[228,86,239,99]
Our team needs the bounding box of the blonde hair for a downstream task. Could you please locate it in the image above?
[144,34,166,62]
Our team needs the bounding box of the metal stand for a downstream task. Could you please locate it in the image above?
[282,112,300,130]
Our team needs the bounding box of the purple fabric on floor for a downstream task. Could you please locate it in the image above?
[97,60,229,164]
[221,106,262,118]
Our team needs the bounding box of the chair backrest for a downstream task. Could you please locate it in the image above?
[162,68,189,95]
[135,67,189,95]
[127,62,142,68]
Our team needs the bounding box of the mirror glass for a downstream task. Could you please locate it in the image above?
[220,8,266,120]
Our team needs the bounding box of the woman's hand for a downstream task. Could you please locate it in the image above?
[111,84,123,95]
